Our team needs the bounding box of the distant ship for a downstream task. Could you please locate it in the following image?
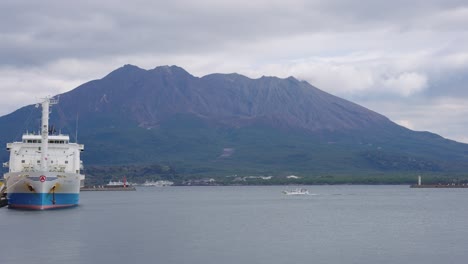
[142,180,174,187]
[106,176,134,188]
[3,97,85,209]
[107,180,128,187]
[80,176,136,191]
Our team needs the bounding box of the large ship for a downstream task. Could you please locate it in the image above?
[3,97,85,209]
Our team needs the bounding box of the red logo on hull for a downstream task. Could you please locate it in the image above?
[39,175,46,182]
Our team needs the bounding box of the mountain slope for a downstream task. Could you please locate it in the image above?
[1,65,467,179]
[54,64,392,131]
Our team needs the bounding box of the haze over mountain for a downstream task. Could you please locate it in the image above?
[1,65,467,181]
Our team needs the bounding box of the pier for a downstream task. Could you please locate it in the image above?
[80,185,136,191]
[410,175,468,188]
[410,184,468,188]
[0,182,7,208]
[0,196,7,208]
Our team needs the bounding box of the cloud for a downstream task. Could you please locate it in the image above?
[1,0,468,143]
[395,120,415,130]
[381,72,427,97]
[236,51,431,97]
[0,66,83,112]
[358,97,468,143]
[1,1,467,66]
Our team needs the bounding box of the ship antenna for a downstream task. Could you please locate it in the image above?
[75,112,79,143]
[40,96,58,172]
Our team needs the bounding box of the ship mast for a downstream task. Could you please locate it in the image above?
[39,97,58,172]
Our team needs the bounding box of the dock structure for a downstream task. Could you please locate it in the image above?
[410,184,468,188]
[80,185,136,191]
[0,197,7,208]
[0,183,7,208]
[410,175,468,188]
[0,193,7,208]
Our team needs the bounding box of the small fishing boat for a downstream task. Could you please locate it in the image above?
[282,188,309,195]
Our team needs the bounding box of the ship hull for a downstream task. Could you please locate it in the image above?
[4,171,83,210]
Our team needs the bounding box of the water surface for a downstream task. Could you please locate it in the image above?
[1,185,467,264]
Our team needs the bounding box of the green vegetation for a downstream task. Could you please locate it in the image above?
[74,114,468,185]
[83,163,468,185]
[3,109,468,186]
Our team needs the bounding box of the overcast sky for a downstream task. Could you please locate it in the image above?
[1,0,468,142]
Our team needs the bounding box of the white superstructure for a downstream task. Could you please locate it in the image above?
[7,134,84,176]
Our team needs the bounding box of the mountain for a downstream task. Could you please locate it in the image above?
[1,65,468,183]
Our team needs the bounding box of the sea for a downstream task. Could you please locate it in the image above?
[1,185,468,264]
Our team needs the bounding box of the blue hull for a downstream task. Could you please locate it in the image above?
[7,192,79,210]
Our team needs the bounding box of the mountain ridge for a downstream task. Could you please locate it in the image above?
[84,64,393,131]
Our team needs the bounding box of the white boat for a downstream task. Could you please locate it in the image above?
[282,188,309,195]
[106,177,133,188]
[3,97,85,210]
[142,180,174,187]
[107,180,127,186]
